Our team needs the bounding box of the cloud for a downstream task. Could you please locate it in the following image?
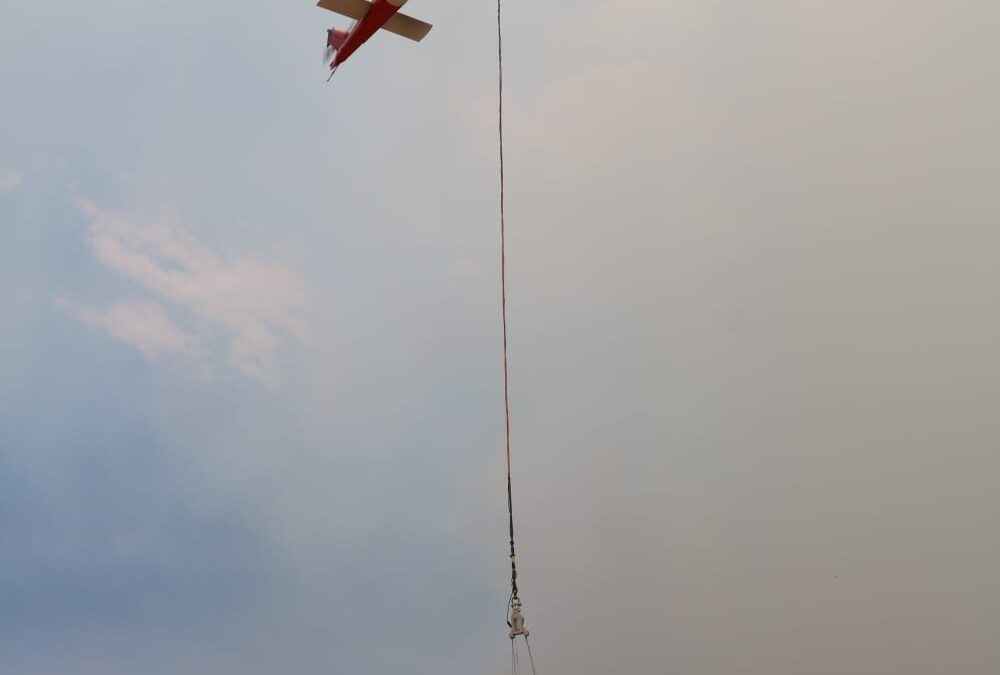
[454,23,675,173]
[70,199,308,382]
[514,60,669,168]
[0,169,22,192]
[60,298,204,361]
[450,0,691,172]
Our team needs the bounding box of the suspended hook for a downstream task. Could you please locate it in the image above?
[508,597,529,640]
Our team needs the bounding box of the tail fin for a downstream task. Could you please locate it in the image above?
[327,28,350,50]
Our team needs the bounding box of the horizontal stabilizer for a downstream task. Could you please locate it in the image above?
[382,12,432,42]
[316,0,371,21]
[317,0,432,42]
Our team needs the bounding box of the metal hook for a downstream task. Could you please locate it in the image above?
[508,597,529,639]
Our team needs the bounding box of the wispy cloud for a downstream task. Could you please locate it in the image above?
[452,1,679,175]
[69,199,308,382]
[0,169,22,192]
[58,298,204,361]
[515,60,667,167]
[454,60,670,173]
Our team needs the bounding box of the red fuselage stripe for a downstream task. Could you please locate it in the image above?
[332,0,401,67]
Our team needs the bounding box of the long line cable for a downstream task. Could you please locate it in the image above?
[497,5,537,674]
[497,0,518,604]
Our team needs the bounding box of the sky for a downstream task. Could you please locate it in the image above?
[2,0,999,673]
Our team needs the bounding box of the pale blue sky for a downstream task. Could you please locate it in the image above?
[3,1,1000,674]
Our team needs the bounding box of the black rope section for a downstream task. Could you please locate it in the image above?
[497,0,518,606]
[497,3,536,673]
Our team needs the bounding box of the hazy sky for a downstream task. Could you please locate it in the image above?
[2,1,999,673]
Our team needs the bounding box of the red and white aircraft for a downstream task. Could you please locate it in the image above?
[319,0,432,77]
